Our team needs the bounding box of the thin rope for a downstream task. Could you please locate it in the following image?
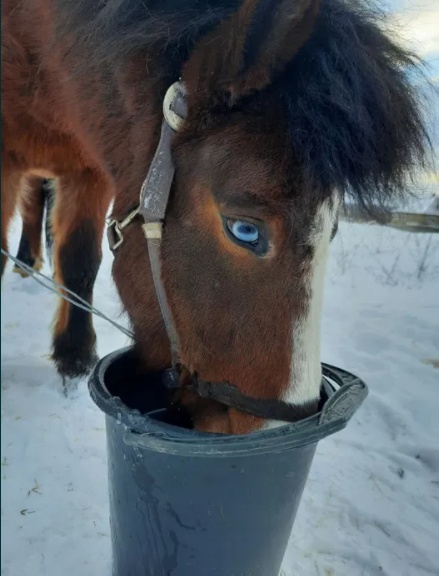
[2,249,134,340]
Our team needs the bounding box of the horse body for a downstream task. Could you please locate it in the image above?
[2,0,122,376]
[1,0,429,433]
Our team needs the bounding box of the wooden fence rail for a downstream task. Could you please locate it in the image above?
[340,202,439,234]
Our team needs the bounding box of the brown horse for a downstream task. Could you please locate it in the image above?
[1,0,429,433]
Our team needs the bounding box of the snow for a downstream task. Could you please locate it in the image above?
[423,196,439,215]
[2,213,438,576]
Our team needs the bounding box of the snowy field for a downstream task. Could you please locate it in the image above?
[2,212,438,576]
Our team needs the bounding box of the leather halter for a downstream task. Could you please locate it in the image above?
[108,82,186,365]
[107,81,320,423]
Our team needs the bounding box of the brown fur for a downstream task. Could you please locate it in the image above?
[1,0,429,432]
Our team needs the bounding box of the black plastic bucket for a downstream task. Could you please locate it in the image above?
[89,347,368,576]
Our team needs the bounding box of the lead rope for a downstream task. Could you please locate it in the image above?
[1,248,134,340]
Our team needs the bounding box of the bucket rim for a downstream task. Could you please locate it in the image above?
[88,347,368,457]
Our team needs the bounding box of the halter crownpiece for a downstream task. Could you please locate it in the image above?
[139,81,187,226]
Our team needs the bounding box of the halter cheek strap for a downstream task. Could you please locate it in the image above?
[138,82,187,365]
[107,82,187,366]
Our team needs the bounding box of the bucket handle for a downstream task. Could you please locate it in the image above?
[121,364,368,454]
[319,364,368,430]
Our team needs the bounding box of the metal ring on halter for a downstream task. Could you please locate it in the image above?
[107,207,140,251]
[163,82,186,132]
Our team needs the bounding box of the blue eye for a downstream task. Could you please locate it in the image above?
[227,220,259,244]
[222,216,268,255]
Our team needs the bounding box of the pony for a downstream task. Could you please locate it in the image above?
[1,0,429,433]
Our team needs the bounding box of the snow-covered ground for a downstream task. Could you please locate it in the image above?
[2,212,438,576]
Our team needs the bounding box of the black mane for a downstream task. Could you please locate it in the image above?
[56,0,431,213]
[56,0,241,71]
[280,1,431,213]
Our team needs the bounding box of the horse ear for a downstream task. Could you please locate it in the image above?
[185,0,320,105]
[226,0,320,100]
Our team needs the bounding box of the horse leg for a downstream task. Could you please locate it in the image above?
[13,176,47,277]
[51,169,112,389]
[1,153,23,277]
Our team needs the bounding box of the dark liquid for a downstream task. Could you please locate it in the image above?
[103,348,193,429]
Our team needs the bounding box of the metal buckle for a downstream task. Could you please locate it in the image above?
[107,219,123,251]
[107,207,140,252]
